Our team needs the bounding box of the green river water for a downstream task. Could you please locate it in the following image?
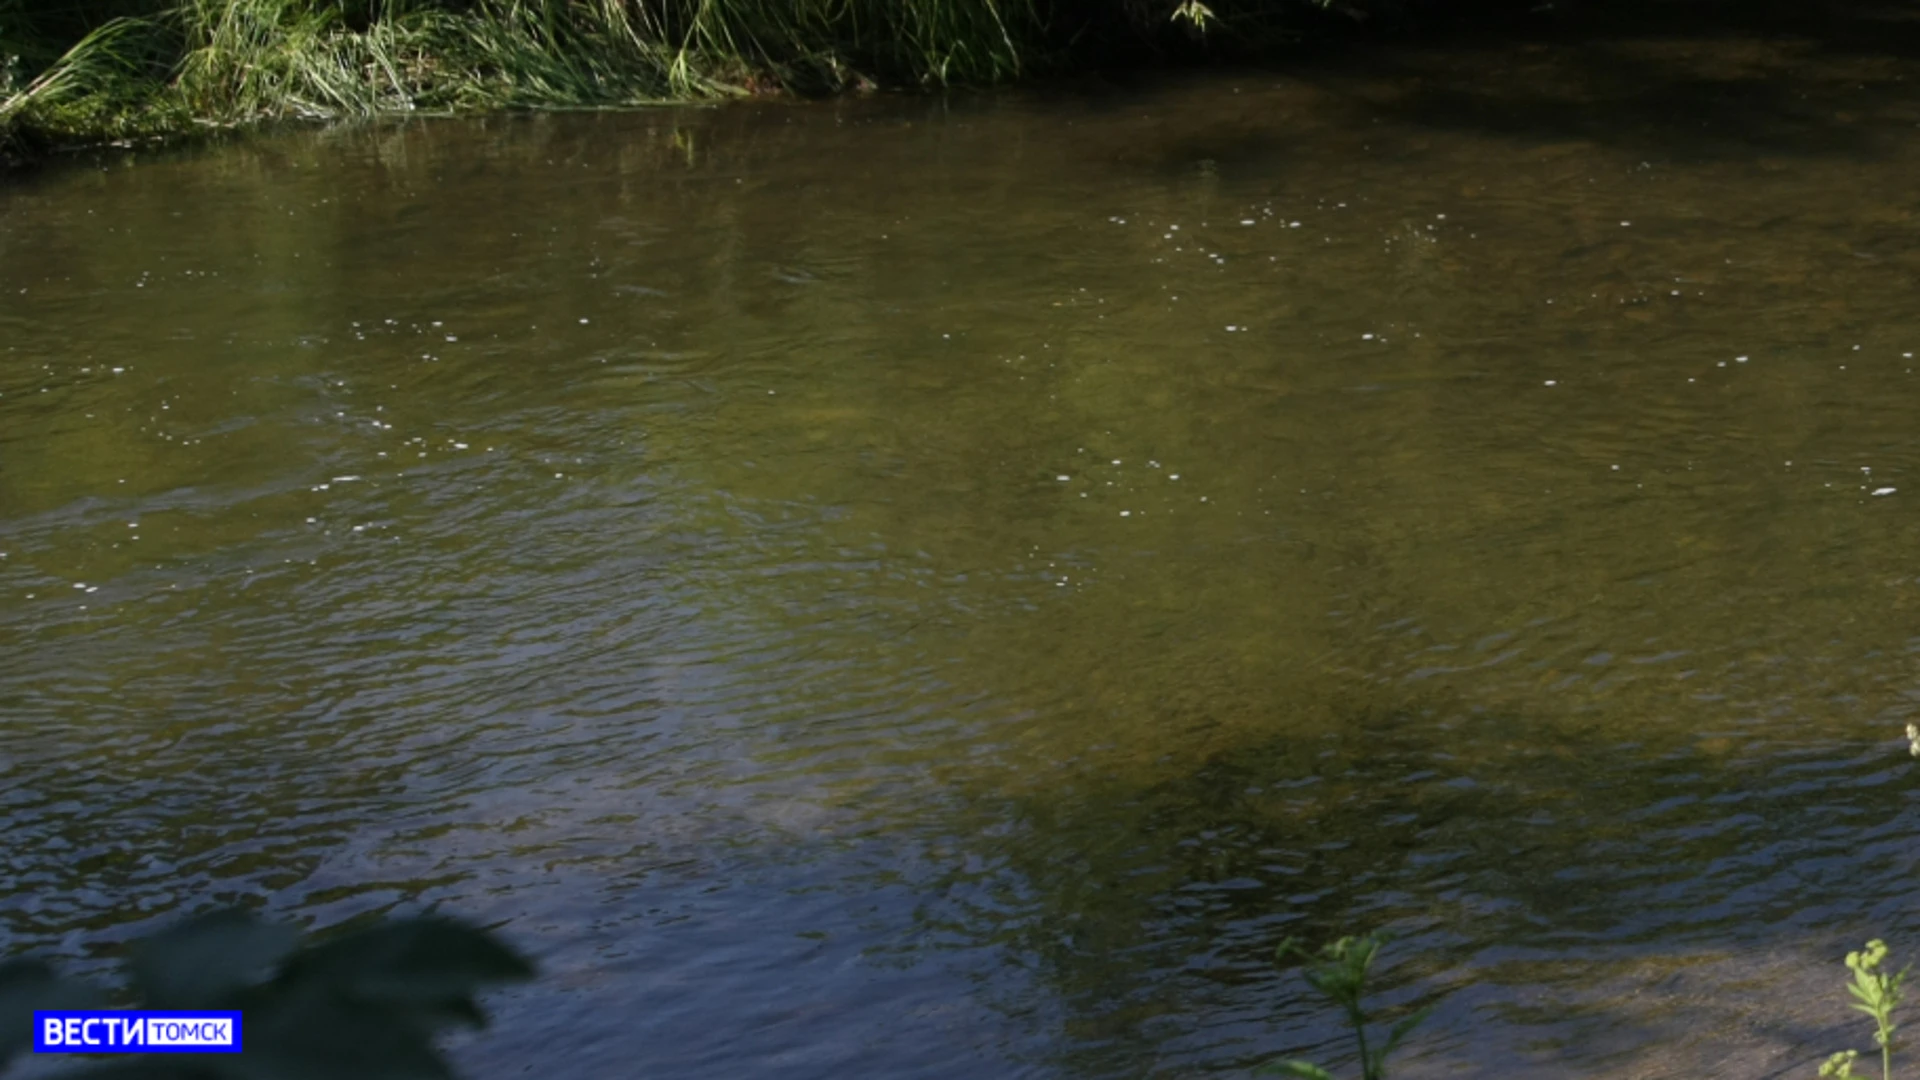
[4,16,1920,1079]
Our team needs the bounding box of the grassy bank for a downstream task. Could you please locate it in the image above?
[0,0,1038,156]
[0,0,1426,158]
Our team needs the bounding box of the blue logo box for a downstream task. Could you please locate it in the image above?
[33,1011,242,1054]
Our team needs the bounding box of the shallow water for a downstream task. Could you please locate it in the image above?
[5,13,1920,1078]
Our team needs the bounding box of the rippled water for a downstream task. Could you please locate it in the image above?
[5,14,1920,1078]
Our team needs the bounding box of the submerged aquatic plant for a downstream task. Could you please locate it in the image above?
[1265,934,1433,1080]
[1820,940,1910,1080]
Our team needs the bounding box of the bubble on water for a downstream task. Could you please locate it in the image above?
[1241,219,1256,225]
[1874,487,1897,496]
[1111,459,1121,465]
[1170,474,1180,480]
[1057,475,1070,481]
[1737,356,1749,363]
[1289,221,1302,228]
[1544,380,1557,386]
[580,318,590,324]
[1119,511,1131,517]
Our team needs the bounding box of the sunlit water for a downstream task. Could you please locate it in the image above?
[5,14,1920,1078]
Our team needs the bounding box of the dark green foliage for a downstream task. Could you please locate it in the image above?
[1820,940,1911,1080]
[1264,935,1433,1080]
[0,908,534,1080]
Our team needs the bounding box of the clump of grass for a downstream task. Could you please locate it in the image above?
[4,0,1048,149]
[1,0,1404,153]
[1821,939,1911,1080]
[1266,934,1434,1080]
[2,13,180,146]
[169,0,733,120]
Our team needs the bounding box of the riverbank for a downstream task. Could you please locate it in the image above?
[9,0,1920,166]
[5,0,1558,164]
[0,0,1086,160]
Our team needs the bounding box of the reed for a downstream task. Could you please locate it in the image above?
[2,0,1058,150]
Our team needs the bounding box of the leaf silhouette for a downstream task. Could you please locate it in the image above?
[284,918,533,1009]
[128,909,299,1009]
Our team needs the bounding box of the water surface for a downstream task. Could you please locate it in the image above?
[5,17,1920,1079]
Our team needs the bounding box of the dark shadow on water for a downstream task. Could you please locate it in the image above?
[1347,0,1920,159]
[1037,0,1920,168]
[1353,53,1887,161]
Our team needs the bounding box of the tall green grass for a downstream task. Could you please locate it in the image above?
[2,6,175,149]
[1,0,1056,151]
[0,0,1411,153]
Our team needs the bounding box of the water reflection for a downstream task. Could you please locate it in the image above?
[4,18,1920,1079]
